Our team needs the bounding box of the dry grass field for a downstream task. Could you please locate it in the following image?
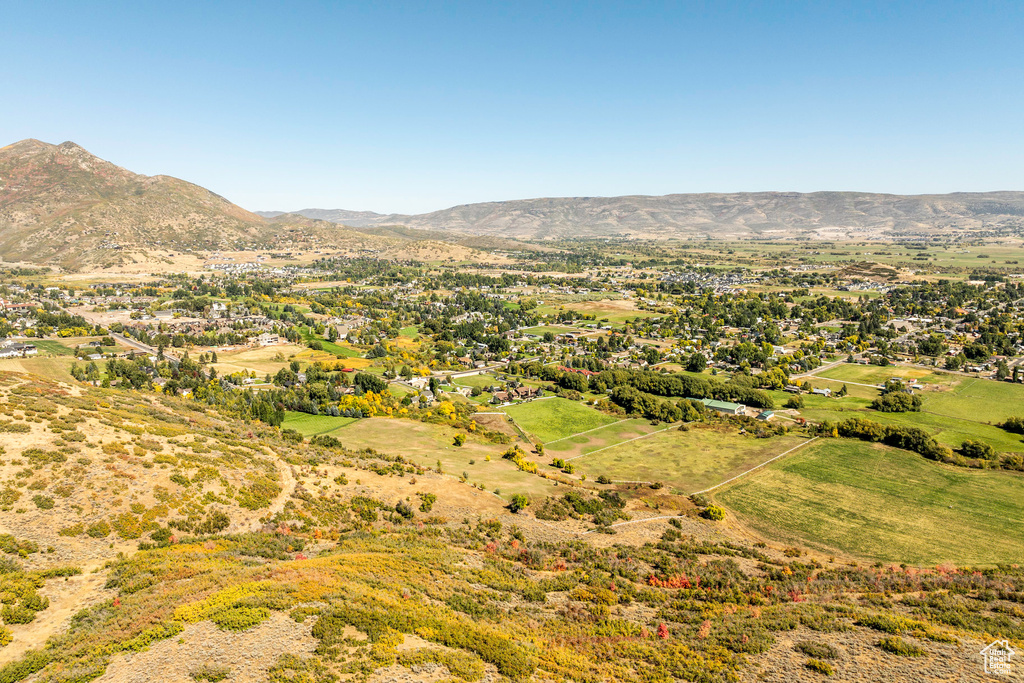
[325,417,563,499]
[571,424,807,493]
[211,344,372,376]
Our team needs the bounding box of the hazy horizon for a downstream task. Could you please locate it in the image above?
[255,188,1024,218]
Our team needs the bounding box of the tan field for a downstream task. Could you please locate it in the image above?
[210,344,373,374]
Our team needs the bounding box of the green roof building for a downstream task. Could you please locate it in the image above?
[701,398,744,415]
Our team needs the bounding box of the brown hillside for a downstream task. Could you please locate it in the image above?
[0,140,277,266]
[0,140,515,269]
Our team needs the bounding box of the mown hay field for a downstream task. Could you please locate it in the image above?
[716,439,1024,565]
[571,424,807,492]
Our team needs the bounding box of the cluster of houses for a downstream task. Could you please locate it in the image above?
[659,269,760,294]
[0,295,41,332]
[0,339,38,359]
[491,386,542,403]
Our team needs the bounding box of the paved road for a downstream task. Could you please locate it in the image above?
[389,356,543,386]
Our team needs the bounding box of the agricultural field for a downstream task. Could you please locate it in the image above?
[30,339,77,356]
[518,325,579,336]
[876,409,1024,454]
[700,240,1024,273]
[800,377,880,400]
[388,383,415,398]
[717,439,1024,565]
[556,297,662,324]
[543,417,657,459]
[923,377,1024,425]
[212,344,370,376]
[450,372,501,389]
[571,424,807,493]
[815,363,958,387]
[502,397,619,443]
[210,343,310,376]
[795,375,1024,453]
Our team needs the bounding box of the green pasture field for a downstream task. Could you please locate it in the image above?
[503,397,619,443]
[282,411,358,436]
[796,393,874,417]
[519,325,579,336]
[878,409,1024,453]
[32,339,77,355]
[451,373,501,389]
[716,439,1024,565]
[805,289,882,300]
[816,363,957,387]
[796,377,1024,453]
[922,378,1024,425]
[667,240,1024,275]
[800,378,880,400]
[571,424,807,493]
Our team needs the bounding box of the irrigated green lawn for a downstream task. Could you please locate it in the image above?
[282,411,358,436]
[716,439,1024,565]
[572,425,806,492]
[503,398,619,443]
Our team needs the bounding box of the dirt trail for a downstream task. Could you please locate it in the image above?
[230,455,297,534]
[265,460,297,524]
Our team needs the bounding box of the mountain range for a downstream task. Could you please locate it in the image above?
[261,191,1024,241]
[3,138,1024,270]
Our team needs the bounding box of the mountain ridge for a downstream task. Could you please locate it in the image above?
[4,137,1024,272]
[261,190,1024,240]
[0,138,275,266]
[0,139,535,268]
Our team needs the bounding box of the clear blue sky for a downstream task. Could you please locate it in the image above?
[2,1,1022,213]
